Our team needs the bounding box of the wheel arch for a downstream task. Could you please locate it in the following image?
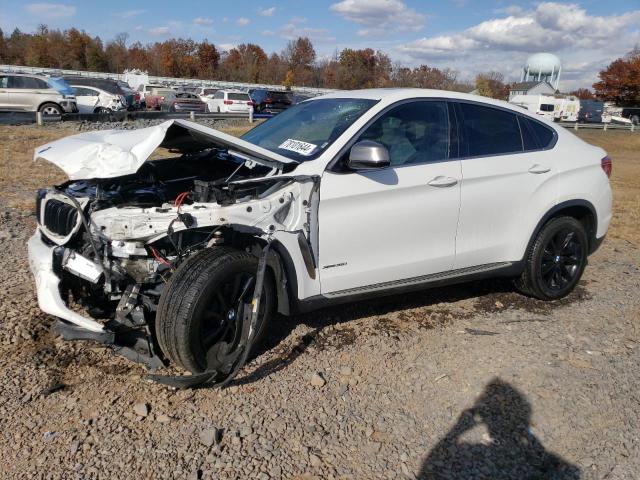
[37,101,63,113]
[525,199,598,259]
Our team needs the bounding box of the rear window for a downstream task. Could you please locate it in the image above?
[540,104,554,112]
[458,102,522,156]
[152,89,175,96]
[228,93,250,101]
[525,117,555,148]
[203,89,217,95]
[268,91,292,102]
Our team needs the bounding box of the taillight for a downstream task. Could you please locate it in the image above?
[224,100,233,105]
[247,101,254,106]
[601,156,612,178]
[264,98,273,104]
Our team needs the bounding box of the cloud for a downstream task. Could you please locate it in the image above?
[114,9,145,19]
[236,17,250,26]
[279,23,336,42]
[193,17,213,26]
[396,2,640,89]
[218,43,236,52]
[261,29,276,36]
[401,3,640,58]
[147,26,170,36]
[330,0,425,36]
[25,3,76,18]
[259,7,276,17]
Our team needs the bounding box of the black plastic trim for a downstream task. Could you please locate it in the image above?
[294,261,524,314]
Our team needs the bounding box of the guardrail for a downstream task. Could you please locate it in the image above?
[0,110,273,126]
[560,122,638,132]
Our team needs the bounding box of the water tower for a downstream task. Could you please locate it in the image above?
[521,53,561,89]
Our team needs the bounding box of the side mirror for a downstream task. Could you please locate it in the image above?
[348,140,390,170]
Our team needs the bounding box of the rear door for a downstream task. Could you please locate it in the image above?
[453,101,558,269]
[319,100,462,295]
[74,87,100,113]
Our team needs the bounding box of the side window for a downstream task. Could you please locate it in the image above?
[518,116,539,151]
[521,116,555,149]
[356,101,450,166]
[10,76,42,89]
[74,87,91,96]
[214,91,224,99]
[0,76,7,88]
[34,78,49,89]
[458,102,522,156]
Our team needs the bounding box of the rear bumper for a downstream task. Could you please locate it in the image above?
[27,232,105,333]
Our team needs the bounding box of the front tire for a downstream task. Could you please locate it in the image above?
[156,247,275,374]
[39,103,62,116]
[515,216,588,300]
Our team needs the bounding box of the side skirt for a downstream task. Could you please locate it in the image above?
[294,261,524,314]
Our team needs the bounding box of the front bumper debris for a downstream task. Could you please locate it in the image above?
[27,232,164,370]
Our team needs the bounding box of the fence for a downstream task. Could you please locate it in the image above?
[560,122,638,132]
[0,64,337,96]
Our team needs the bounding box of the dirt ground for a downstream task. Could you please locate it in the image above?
[0,123,638,479]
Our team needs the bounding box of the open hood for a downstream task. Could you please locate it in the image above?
[33,119,296,180]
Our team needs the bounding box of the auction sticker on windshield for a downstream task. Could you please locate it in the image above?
[278,139,318,156]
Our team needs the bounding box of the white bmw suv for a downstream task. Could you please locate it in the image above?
[28,89,612,385]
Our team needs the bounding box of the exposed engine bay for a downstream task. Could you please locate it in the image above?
[30,120,318,382]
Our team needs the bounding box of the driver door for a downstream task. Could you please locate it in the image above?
[318,100,462,295]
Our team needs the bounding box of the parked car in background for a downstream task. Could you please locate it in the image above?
[509,94,556,120]
[0,73,77,115]
[206,89,253,113]
[145,87,177,110]
[553,96,579,122]
[578,100,604,123]
[64,76,138,110]
[116,80,142,110]
[28,89,611,380]
[160,92,207,113]
[137,84,166,109]
[621,107,640,125]
[194,87,219,102]
[248,89,293,113]
[71,85,127,114]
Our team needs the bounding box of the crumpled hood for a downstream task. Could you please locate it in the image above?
[33,119,295,180]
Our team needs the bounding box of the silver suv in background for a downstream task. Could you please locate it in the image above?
[0,73,77,115]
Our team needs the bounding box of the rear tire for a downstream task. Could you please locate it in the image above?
[515,216,588,300]
[156,247,275,373]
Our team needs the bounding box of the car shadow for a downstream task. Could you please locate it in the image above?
[418,378,581,479]
[234,277,516,386]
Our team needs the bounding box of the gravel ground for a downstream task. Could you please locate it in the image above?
[0,125,638,479]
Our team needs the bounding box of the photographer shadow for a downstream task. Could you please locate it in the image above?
[419,378,581,480]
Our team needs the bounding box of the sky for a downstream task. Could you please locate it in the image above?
[1,0,639,89]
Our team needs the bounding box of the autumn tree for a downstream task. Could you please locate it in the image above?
[475,71,510,100]
[593,48,640,105]
[0,29,5,63]
[105,33,128,73]
[337,48,391,89]
[196,41,220,78]
[221,43,268,83]
[282,37,316,86]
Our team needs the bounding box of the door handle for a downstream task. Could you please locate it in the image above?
[528,164,551,174]
[427,176,458,187]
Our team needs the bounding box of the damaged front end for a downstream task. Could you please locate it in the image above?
[28,120,316,379]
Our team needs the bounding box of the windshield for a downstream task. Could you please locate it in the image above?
[47,77,74,96]
[242,98,377,161]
